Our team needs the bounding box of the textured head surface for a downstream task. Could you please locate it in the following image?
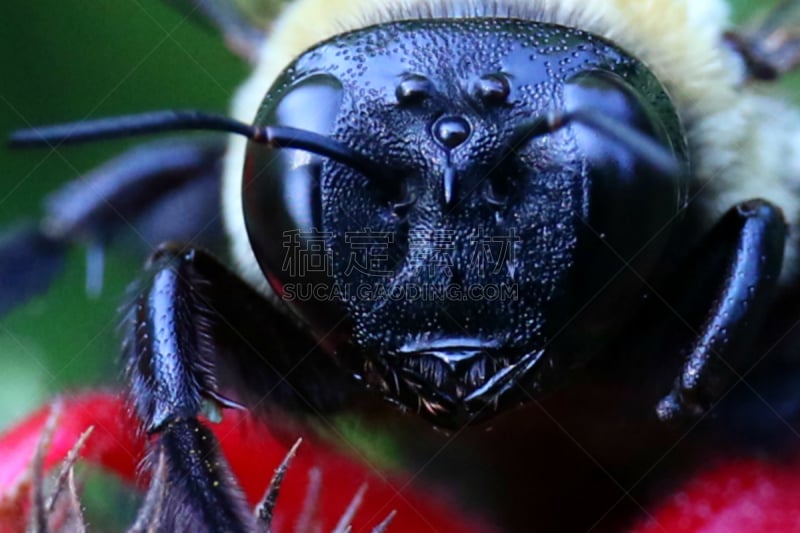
[224,0,800,294]
[240,18,686,424]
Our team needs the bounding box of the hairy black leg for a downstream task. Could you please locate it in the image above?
[656,200,786,421]
[126,245,354,531]
[724,0,800,81]
[0,137,225,317]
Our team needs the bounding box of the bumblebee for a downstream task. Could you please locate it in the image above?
[4,0,800,531]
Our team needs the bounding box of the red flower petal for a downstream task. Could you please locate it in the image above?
[0,391,143,491]
[631,456,800,533]
[5,392,800,532]
[0,392,497,532]
[0,392,144,533]
[214,410,495,532]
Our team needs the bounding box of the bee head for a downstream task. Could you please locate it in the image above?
[243,19,688,427]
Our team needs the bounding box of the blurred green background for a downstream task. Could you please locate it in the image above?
[0,0,796,526]
[0,0,253,429]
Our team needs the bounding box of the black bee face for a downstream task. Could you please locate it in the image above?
[243,19,688,427]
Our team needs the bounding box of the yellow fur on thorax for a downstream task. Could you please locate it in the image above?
[223,0,800,292]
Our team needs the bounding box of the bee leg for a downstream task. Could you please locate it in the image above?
[0,137,225,317]
[41,136,225,248]
[163,0,265,61]
[0,224,67,316]
[125,244,350,532]
[725,0,800,81]
[655,200,786,422]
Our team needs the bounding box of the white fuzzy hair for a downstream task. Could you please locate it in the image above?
[222,0,800,293]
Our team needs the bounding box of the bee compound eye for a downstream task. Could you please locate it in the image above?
[561,69,684,280]
[241,73,349,327]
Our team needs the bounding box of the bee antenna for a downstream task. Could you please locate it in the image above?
[512,108,682,178]
[9,110,383,179]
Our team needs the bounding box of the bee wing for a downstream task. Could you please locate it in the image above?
[749,0,800,36]
[727,0,800,80]
[160,0,270,62]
